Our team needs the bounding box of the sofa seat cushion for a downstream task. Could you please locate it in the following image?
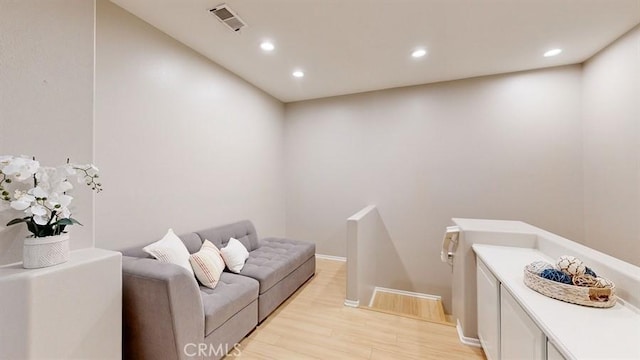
[238,238,315,294]
[201,272,259,336]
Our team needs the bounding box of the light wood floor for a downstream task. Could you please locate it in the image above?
[236,258,485,359]
[369,290,449,323]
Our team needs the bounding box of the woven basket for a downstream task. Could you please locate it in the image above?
[523,265,616,308]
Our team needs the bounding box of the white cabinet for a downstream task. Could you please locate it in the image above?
[476,259,546,360]
[477,259,500,360]
[473,244,640,360]
[0,248,122,359]
[500,286,545,360]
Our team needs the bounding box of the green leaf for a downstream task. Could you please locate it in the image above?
[38,226,54,237]
[26,221,37,236]
[68,217,83,226]
[6,218,29,226]
[56,218,74,226]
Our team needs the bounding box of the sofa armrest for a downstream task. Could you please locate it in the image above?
[122,256,204,360]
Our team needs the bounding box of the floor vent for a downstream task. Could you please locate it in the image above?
[209,4,247,32]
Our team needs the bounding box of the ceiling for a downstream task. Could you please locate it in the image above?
[111,0,640,103]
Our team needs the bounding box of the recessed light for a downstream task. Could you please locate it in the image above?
[544,48,562,57]
[411,49,427,58]
[260,41,275,52]
[292,70,304,78]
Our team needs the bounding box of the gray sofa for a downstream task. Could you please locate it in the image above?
[121,220,315,360]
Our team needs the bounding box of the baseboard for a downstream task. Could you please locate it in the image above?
[456,319,481,347]
[372,287,442,301]
[343,299,360,308]
[315,254,347,262]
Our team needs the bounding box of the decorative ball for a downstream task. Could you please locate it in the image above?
[556,255,586,276]
[572,274,597,287]
[585,267,597,277]
[540,268,573,284]
[527,261,555,275]
[594,277,614,288]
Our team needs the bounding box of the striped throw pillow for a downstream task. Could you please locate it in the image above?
[189,240,225,289]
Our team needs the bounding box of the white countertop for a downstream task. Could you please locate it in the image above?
[0,248,120,279]
[453,218,541,233]
[473,244,640,360]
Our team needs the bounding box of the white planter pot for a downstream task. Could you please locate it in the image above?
[23,234,70,269]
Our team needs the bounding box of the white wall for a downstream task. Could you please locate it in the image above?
[582,25,640,265]
[285,66,584,299]
[95,0,286,250]
[0,0,95,265]
[346,205,415,306]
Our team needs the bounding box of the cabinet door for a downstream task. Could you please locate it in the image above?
[477,259,500,360]
[500,286,545,360]
[547,341,566,360]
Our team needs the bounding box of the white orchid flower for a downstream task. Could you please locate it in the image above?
[10,193,36,211]
[0,155,17,173]
[46,206,72,220]
[46,194,73,219]
[25,203,50,225]
[49,194,73,207]
[30,204,47,216]
[33,214,50,225]
[52,169,74,192]
[29,186,49,199]
[59,206,71,219]
[0,155,13,167]
[68,163,84,182]
[62,164,77,175]
[34,166,74,194]
[1,156,39,181]
[35,167,50,186]
[53,180,73,194]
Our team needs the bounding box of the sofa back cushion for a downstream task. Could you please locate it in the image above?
[196,220,259,252]
[120,231,203,258]
[180,232,204,254]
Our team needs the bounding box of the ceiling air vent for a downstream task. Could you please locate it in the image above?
[209,4,247,32]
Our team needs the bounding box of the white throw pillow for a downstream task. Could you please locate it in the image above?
[143,228,194,275]
[220,237,249,273]
[189,240,225,289]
